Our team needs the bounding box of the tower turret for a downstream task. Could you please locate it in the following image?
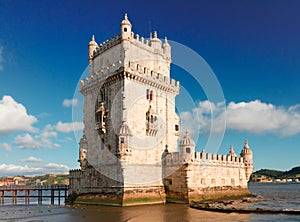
[227,145,237,160]
[120,13,132,40]
[149,31,162,52]
[118,121,132,159]
[240,140,254,181]
[180,131,195,162]
[88,35,98,62]
[163,37,171,59]
[240,140,253,164]
[79,134,88,171]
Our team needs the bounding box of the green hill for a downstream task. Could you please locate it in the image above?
[251,166,300,180]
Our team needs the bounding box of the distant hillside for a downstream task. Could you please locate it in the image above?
[0,174,69,186]
[251,166,300,180]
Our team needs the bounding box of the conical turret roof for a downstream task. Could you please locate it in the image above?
[120,13,132,27]
[119,121,132,136]
[240,140,252,155]
[228,145,237,157]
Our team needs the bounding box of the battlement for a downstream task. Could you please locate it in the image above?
[90,32,170,62]
[165,151,245,166]
[125,61,179,88]
[80,61,179,94]
[92,34,122,59]
[129,32,171,59]
[69,169,82,178]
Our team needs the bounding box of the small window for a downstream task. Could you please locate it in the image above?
[124,28,127,32]
[150,90,153,101]
[175,124,179,131]
[231,178,235,186]
[146,89,149,100]
[168,179,172,185]
[120,137,124,143]
[211,178,216,185]
[222,178,225,185]
[201,178,206,185]
[186,147,191,153]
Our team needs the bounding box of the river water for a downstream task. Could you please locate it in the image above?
[0,183,299,222]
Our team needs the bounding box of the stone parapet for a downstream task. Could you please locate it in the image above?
[93,34,122,59]
[80,62,179,95]
[165,151,246,167]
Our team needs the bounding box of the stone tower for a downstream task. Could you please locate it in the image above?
[71,14,180,206]
[69,14,254,206]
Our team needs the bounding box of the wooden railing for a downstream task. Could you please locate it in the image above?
[0,185,68,205]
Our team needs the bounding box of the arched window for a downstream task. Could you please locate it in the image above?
[186,147,191,153]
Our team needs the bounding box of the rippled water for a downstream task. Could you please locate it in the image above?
[0,183,300,222]
[248,182,300,212]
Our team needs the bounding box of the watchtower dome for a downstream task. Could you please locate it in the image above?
[180,131,195,161]
[120,13,132,40]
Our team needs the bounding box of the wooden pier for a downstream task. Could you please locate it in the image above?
[0,185,68,205]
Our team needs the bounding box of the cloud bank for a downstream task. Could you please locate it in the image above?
[0,163,69,176]
[180,100,300,137]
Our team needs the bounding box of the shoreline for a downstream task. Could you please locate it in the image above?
[190,196,300,215]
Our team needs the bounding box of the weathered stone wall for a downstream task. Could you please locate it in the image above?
[163,151,251,203]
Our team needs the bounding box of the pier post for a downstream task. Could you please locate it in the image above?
[64,186,67,203]
[38,189,42,204]
[12,190,17,204]
[51,188,54,205]
[58,188,61,205]
[1,190,4,204]
[25,190,30,204]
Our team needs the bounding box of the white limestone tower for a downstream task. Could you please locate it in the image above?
[75,14,181,205]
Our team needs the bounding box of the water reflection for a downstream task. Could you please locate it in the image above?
[63,204,252,222]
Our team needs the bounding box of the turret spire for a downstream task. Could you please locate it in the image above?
[88,35,98,62]
[228,145,237,157]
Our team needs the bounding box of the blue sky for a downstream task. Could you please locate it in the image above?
[0,0,300,175]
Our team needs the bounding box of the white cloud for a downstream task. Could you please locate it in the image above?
[14,134,42,149]
[12,121,81,150]
[180,100,300,137]
[14,133,60,150]
[44,163,69,173]
[0,95,37,134]
[55,121,84,133]
[2,143,12,151]
[0,45,3,71]
[18,156,43,163]
[42,124,57,138]
[0,163,69,176]
[63,98,78,107]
